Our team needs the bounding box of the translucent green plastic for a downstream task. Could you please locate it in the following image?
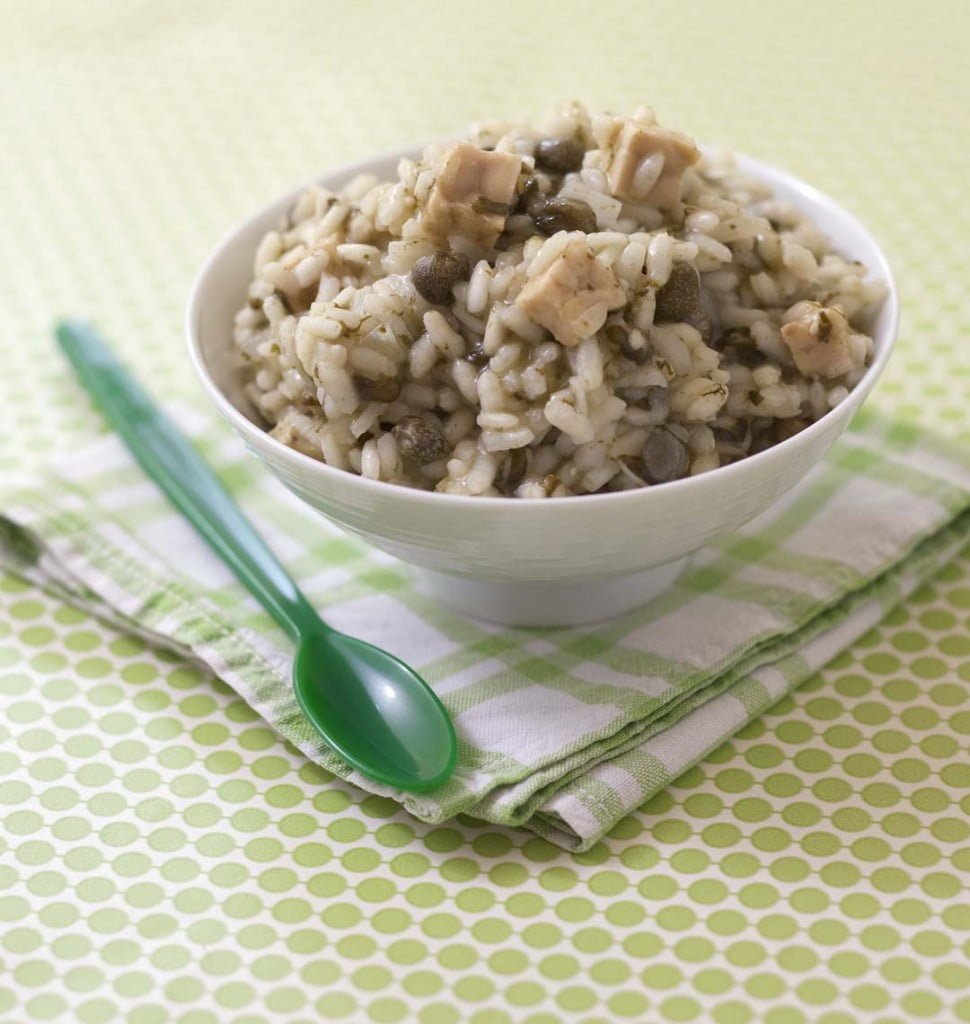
[56,320,457,792]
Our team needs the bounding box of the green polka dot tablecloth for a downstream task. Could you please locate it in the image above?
[1,2,968,1022]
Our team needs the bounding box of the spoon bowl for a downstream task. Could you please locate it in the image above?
[293,631,457,791]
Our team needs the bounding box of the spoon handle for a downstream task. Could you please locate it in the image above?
[56,320,322,641]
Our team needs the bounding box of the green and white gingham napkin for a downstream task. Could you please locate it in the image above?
[2,404,968,850]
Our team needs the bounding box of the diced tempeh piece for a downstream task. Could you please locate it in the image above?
[423,143,521,247]
[516,238,626,346]
[603,120,700,208]
[780,301,856,379]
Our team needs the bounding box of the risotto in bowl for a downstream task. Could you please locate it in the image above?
[187,104,897,625]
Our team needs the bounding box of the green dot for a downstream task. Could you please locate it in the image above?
[722,853,761,878]
[436,943,476,971]
[538,866,577,891]
[683,793,724,818]
[858,925,900,953]
[472,917,512,944]
[934,963,970,990]
[522,923,561,949]
[692,968,731,997]
[652,818,692,843]
[100,939,141,972]
[740,883,778,909]
[699,823,741,848]
[790,888,830,914]
[922,733,958,758]
[708,910,746,936]
[605,900,647,927]
[715,769,753,793]
[342,847,382,874]
[403,971,441,998]
[554,985,595,1012]
[844,892,880,925]
[260,867,299,893]
[620,845,660,870]
[852,701,890,726]
[882,811,921,837]
[554,896,593,923]
[931,817,969,843]
[734,798,772,822]
[455,888,495,914]
[214,982,255,1009]
[505,892,545,917]
[769,857,810,884]
[811,920,851,945]
[388,853,429,879]
[586,869,626,896]
[314,789,352,814]
[902,990,943,1017]
[913,930,952,957]
[745,972,784,999]
[656,907,696,932]
[489,948,530,976]
[801,831,841,857]
[450,970,493,1003]
[529,950,577,982]
[642,963,682,990]
[406,882,444,908]
[383,939,425,967]
[860,782,900,808]
[891,898,931,925]
[312,994,360,1021]
[609,992,650,1018]
[489,862,528,887]
[756,914,797,941]
[751,826,790,852]
[862,650,900,674]
[832,807,873,833]
[922,871,960,899]
[371,822,413,848]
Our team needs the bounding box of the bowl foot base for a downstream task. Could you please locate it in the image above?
[413,559,689,627]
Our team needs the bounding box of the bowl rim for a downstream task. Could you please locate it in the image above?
[186,143,899,510]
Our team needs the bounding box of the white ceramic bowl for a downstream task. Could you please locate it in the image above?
[187,146,898,627]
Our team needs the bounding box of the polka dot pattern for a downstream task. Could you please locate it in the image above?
[1,2,969,1021]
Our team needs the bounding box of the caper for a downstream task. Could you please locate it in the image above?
[654,263,701,323]
[534,137,586,174]
[723,331,763,367]
[410,250,470,305]
[495,448,529,493]
[515,175,546,217]
[712,419,748,446]
[644,386,670,422]
[392,416,450,465]
[684,308,713,345]
[354,375,401,403]
[773,417,811,444]
[642,427,689,484]
[466,339,489,367]
[531,196,598,236]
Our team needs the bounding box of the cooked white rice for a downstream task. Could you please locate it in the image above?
[234,103,885,497]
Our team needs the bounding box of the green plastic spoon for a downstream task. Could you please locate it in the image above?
[56,320,457,792]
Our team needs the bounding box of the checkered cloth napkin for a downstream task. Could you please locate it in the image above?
[2,406,968,850]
